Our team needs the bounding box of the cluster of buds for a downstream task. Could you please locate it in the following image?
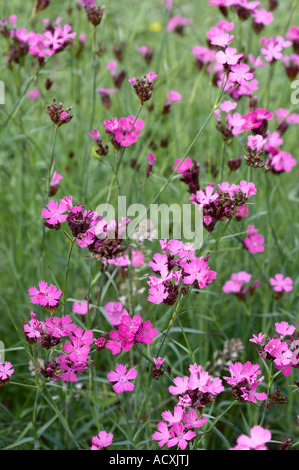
[46,98,73,127]
[129,72,158,106]
[146,152,156,178]
[173,158,200,194]
[227,154,242,172]
[265,388,287,411]
[250,321,299,377]
[245,134,267,168]
[88,128,109,156]
[85,3,105,27]
[151,357,167,380]
[138,45,155,65]
[190,180,257,232]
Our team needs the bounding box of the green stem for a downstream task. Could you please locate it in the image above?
[63,238,76,314]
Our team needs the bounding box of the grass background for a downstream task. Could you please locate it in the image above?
[0,0,298,450]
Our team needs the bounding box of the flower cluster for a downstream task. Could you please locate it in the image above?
[152,363,224,449]
[104,115,144,149]
[250,321,298,377]
[222,271,261,301]
[173,158,200,194]
[147,239,217,305]
[23,311,93,382]
[190,180,257,232]
[128,72,158,105]
[41,196,131,266]
[46,98,73,127]
[0,15,76,67]
[223,361,267,404]
[243,224,265,253]
[105,314,158,355]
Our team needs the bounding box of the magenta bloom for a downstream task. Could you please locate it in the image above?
[27,89,40,99]
[91,431,113,450]
[28,281,62,308]
[211,33,234,47]
[152,422,173,448]
[72,300,92,315]
[41,199,68,225]
[230,425,271,450]
[269,274,293,293]
[167,422,196,450]
[0,362,14,381]
[166,90,182,102]
[104,302,127,326]
[229,63,254,85]
[167,16,191,33]
[173,157,193,173]
[107,364,137,393]
[244,225,265,254]
[215,47,243,65]
[135,320,158,344]
[44,315,77,338]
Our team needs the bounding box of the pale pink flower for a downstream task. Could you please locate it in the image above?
[230,425,271,450]
[72,300,92,315]
[229,63,254,85]
[107,364,137,393]
[269,274,293,292]
[166,90,182,102]
[0,362,14,380]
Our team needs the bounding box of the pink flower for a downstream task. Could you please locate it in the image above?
[169,376,189,396]
[88,128,100,140]
[247,134,267,151]
[269,274,293,292]
[219,100,238,113]
[44,315,77,338]
[275,321,296,338]
[152,422,173,447]
[252,9,274,26]
[147,283,169,304]
[215,47,243,65]
[107,364,137,393]
[60,112,69,121]
[104,302,127,326]
[167,422,196,450]
[27,89,40,99]
[50,170,63,187]
[166,90,182,102]
[147,152,156,165]
[91,431,113,450]
[244,225,265,253]
[72,300,92,315]
[229,63,254,85]
[269,151,296,173]
[210,33,234,47]
[135,320,158,344]
[28,281,62,308]
[173,158,193,173]
[41,199,68,225]
[131,249,145,267]
[0,362,14,381]
[230,425,271,450]
[167,16,191,33]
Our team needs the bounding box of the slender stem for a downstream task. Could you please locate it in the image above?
[63,238,76,314]
[83,27,98,204]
